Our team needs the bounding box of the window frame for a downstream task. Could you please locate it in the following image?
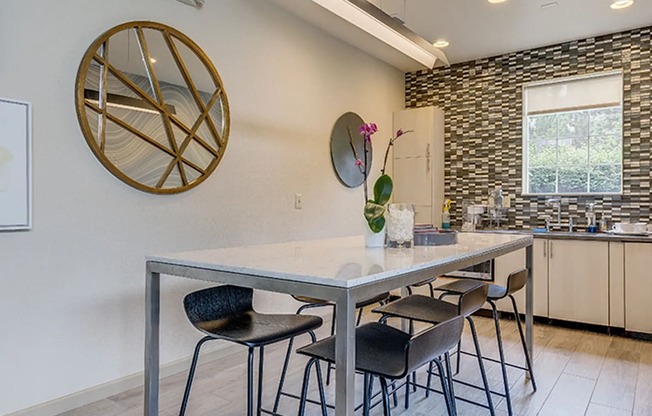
[521,70,624,196]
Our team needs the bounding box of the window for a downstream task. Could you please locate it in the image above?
[523,72,623,195]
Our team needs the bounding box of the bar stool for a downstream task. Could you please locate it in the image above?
[373,284,496,416]
[272,292,390,413]
[434,268,537,416]
[295,316,465,416]
[178,285,324,416]
[407,277,438,297]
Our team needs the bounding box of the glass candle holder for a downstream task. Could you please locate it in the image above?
[386,203,415,248]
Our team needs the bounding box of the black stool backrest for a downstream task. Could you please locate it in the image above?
[506,269,528,296]
[406,315,465,375]
[183,285,253,325]
[458,284,488,317]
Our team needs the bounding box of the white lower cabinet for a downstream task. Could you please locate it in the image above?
[547,239,609,326]
[431,236,646,332]
[492,242,548,318]
[624,243,652,333]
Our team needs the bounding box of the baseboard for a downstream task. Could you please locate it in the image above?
[4,343,242,416]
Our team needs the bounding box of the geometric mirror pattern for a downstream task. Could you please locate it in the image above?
[75,21,230,194]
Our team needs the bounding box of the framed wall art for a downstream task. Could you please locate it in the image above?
[0,97,32,231]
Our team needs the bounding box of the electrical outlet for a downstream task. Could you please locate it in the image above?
[295,193,302,209]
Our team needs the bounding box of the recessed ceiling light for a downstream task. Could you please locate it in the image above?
[488,0,507,3]
[611,0,634,9]
[433,39,450,48]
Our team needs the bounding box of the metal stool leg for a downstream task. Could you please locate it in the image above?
[444,351,457,414]
[272,337,294,413]
[489,300,513,416]
[314,359,328,416]
[467,317,496,416]
[434,358,454,416]
[297,358,316,416]
[510,294,537,391]
[257,346,264,416]
[380,377,392,416]
[297,358,327,416]
[425,361,433,398]
[363,373,371,416]
[247,347,255,416]
[179,336,212,416]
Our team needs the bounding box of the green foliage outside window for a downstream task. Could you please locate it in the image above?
[526,107,622,194]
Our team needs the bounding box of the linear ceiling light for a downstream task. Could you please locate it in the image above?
[311,0,449,68]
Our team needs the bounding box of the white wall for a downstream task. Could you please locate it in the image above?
[0,1,404,414]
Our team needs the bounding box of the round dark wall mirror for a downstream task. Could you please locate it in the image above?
[75,21,230,194]
[330,112,371,188]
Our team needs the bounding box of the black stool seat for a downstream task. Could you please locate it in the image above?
[372,294,458,324]
[297,322,412,378]
[179,285,324,416]
[434,269,537,416]
[435,279,507,299]
[193,311,322,347]
[295,317,465,416]
[292,292,390,309]
[373,285,496,416]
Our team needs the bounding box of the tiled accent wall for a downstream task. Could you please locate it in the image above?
[405,26,652,229]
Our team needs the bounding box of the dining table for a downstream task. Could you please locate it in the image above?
[144,232,533,416]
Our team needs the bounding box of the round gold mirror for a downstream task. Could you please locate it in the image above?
[75,21,230,194]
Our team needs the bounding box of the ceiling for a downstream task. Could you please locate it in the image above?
[270,0,652,70]
[370,0,652,64]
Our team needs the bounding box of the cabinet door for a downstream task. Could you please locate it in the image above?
[493,249,525,313]
[532,239,549,318]
[548,240,609,325]
[493,240,548,317]
[392,107,444,226]
[624,243,652,333]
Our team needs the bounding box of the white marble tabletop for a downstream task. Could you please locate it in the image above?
[147,232,532,289]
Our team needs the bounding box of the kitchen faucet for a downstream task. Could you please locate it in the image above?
[544,198,573,231]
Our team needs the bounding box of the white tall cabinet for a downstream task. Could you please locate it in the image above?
[391,107,445,226]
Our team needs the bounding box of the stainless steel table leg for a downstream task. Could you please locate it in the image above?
[144,266,160,416]
[525,244,534,366]
[335,290,356,416]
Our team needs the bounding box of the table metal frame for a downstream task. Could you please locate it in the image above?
[144,238,533,416]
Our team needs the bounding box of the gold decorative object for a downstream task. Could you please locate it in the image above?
[75,21,230,194]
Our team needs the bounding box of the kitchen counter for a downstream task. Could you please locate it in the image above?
[466,229,652,243]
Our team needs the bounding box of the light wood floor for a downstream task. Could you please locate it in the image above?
[58,311,652,416]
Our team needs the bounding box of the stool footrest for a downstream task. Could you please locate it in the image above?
[408,380,492,411]
[459,350,530,372]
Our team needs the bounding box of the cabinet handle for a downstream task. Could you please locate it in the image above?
[550,241,553,258]
[426,143,431,172]
[543,241,547,257]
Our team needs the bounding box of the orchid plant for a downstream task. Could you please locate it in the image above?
[349,123,413,233]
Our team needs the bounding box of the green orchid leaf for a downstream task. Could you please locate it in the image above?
[368,215,386,233]
[364,201,386,221]
[373,174,393,206]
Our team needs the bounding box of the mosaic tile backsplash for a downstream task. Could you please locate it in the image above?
[405,26,652,229]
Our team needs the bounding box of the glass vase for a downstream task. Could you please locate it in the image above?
[386,203,415,248]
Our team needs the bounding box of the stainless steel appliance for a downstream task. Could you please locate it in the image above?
[444,259,494,281]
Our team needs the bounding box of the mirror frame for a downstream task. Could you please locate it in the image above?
[75,21,230,194]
